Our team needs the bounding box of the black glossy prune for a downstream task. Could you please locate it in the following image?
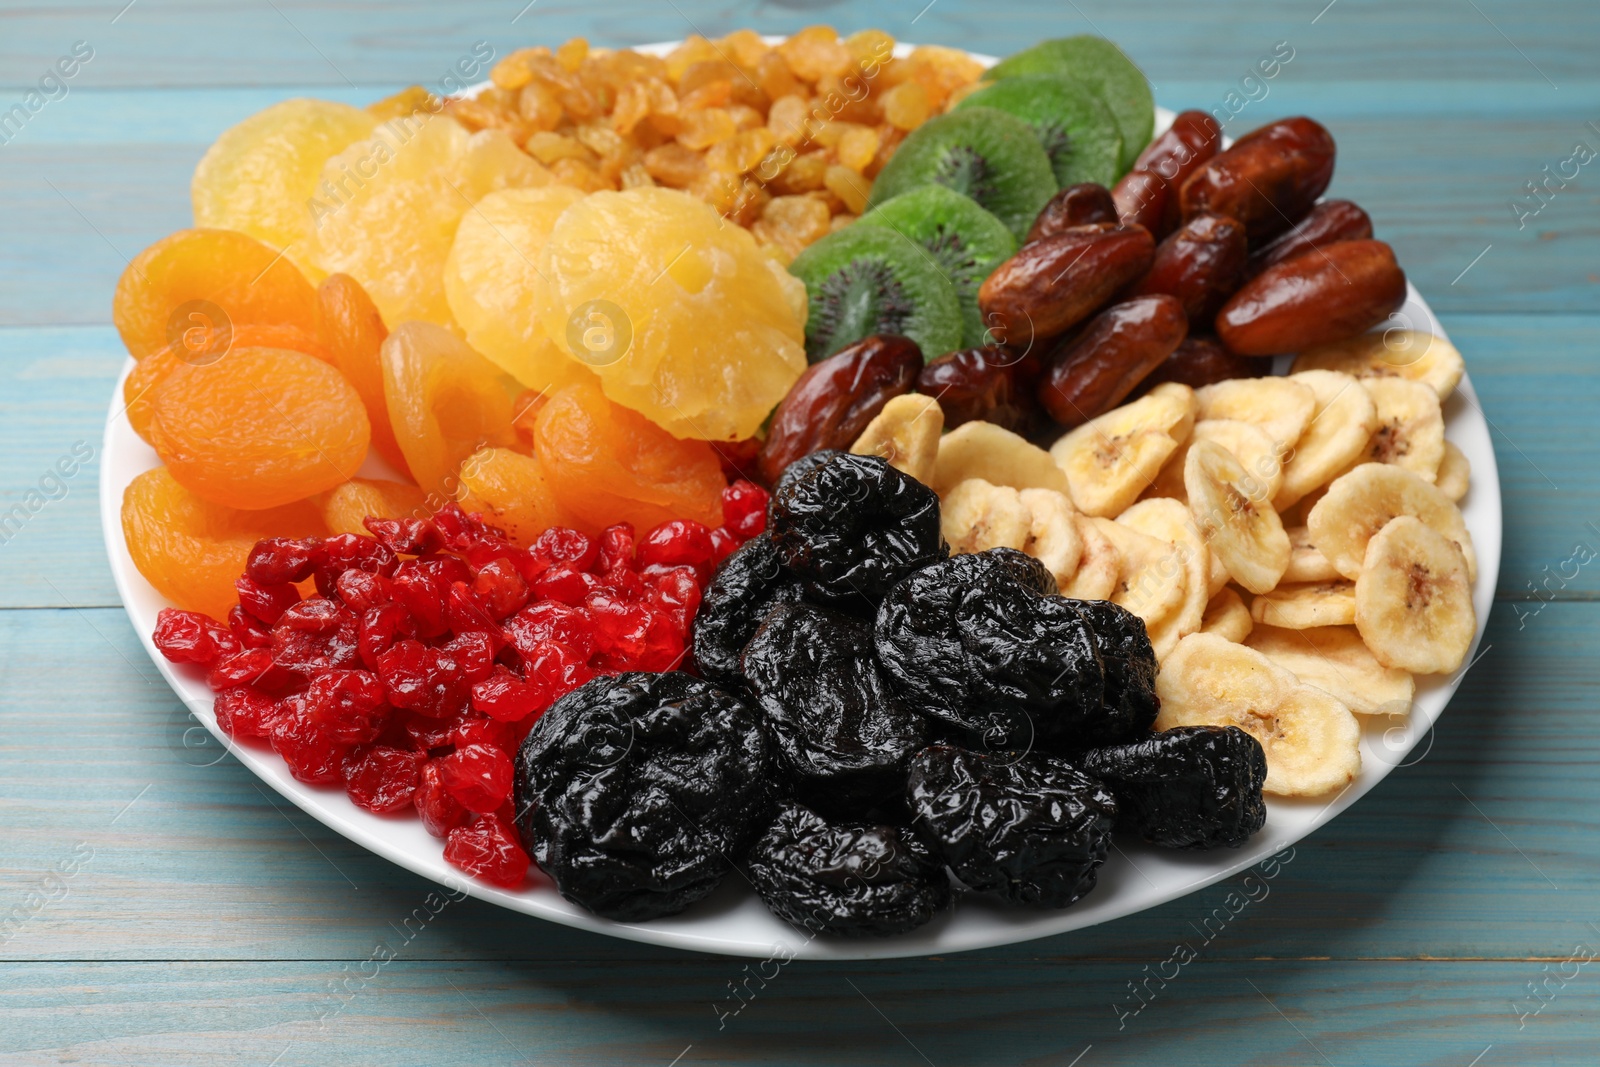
[769,452,947,614]
[742,603,927,814]
[514,672,778,922]
[907,746,1117,908]
[875,548,1118,748]
[747,802,951,937]
[691,534,806,686]
[1070,600,1160,741]
[1081,726,1267,849]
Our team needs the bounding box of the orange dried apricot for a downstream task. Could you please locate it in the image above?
[456,447,582,545]
[533,380,725,532]
[148,347,370,510]
[113,228,321,361]
[315,273,408,474]
[122,466,325,620]
[381,322,523,499]
[321,478,428,535]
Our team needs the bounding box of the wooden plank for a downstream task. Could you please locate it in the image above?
[3,601,1596,966]
[4,313,1594,610]
[0,959,1589,1065]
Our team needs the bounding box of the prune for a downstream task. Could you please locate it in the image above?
[514,672,778,922]
[1082,726,1266,849]
[769,452,946,614]
[907,746,1117,908]
[876,549,1140,749]
[747,802,951,938]
[691,534,806,686]
[742,603,927,814]
[1070,599,1161,743]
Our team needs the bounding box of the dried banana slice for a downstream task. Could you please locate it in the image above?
[1206,549,1231,598]
[1118,497,1208,640]
[1249,580,1357,629]
[1051,392,1192,517]
[1355,516,1475,674]
[1150,418,1282,504]
[1195,376,1317,454]
[1434,439,1471,502]
[1245,624,1415,717]
[1063,513,1121,600]
[933,420,1067,496]
[1201,587,1254,643]
[1274,370,1379,510]
[1307,463,1475,582]
[1291,329,1464,400]
[1185,439,1290,595]
[1018,488,1083,589]
[1146,381,1199,443]
[1284,525,1340,583]
[941,478,1031,555]
[852,393,943,484]
[1278,484,1325,529]
[1155,632,1362,796]
[1090,517,1187,658]
[1356,377,1445,481]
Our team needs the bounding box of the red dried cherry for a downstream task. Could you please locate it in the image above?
[530,526,598,572]
[305,669,390,744]
[213,685,278,739]
[227,605,273,650]
[342,745,422,813]
[597,523,636,572]
[364,515,444,556]
[721,480,769,539]
[638,520,714,568]
[709,526,739,566]
[443,813,529,888]
[313,534,398,597]
[469,559,529,620]
[438,743,513,813]
[376,640,470,719]
[504,602,595,660]
[235,575,300,625]
[471,666,549,723]
[334,569,391,613]
[416,759,471,837]
[153,608,240,668]
[246,537,319,584]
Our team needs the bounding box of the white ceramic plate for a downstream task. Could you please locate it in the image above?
[100,42,1501,960]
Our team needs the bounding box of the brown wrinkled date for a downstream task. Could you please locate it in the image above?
[978,223,1155,349]
[1138,335,1264,392]
[1180,116,1336,243]
[1039,294,1188,427]
[1216,239,1407,356]
[1026,183,1119,243]
[1113,109,1223,239]
[756,334,922,485]
[1245,199,1373,278]
[1127,212,1249,323]
[916,346,1046,435]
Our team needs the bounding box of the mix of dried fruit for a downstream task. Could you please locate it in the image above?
[118,28,1479,931]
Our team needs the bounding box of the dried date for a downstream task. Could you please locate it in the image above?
[1216,239,1407,356]
[1039,295,1188,428]
[1026,183,1119,243]
[1137,335,1265,392]
[914,346,1045,435]
[1180,116,1336,243]
[1127,212,1249,322]
[1245,199,1373,278]
[977,224,1155,349]
[1113,109,1224,238]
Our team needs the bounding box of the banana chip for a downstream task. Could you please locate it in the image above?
[1284,525,1341,583]
[1018,488,1083,588]
[1357,377,1445,481]
[1434,439,1471,502]
[1155,633,1362,796]
[941,478,1032,555]
[1063,513,1121,600]
[1051,392,1192,517]
[1118,497,1208,640]
[933,420,1068,496]
[1194,376,1317,454]
[1151,418,1281,504]
[1355,516,1475,674]
[1200,587,1253,643]
[1307,463,1475,582]
[1250,580,1357,629]
[852,393,943,484]
[1274,370,1379,510]
[1291,329,1464,400]
[1246,624,1414,717]
[1185,439,1290,595]
[1090,517,1187,658]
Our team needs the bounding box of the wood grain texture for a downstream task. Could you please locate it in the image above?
[1,1,1596,1063]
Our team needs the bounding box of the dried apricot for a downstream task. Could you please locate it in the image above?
[315,273,407,474]
[456,447,582,545]
[381,322,523,499]
[307,114,551,329]
[534,380,725,531]
[321,478,429,535]
[113,229,321,361]
[148,347,370,510]
[191,98,378,280]
[123,466,325,619]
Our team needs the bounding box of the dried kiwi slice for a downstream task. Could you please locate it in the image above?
[955,74,1124,189]
[858,186,1017,350]
[866,108,1058,243]
[788,225,962,363]
[987,35,1155,170]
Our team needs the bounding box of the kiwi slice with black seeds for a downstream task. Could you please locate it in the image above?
[866,108,1057,243]
[955,74,1124,189]
[858,186,1017,349]
[788,225,963,363]
[987,35,1155,171]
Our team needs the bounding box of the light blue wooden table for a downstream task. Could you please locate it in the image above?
[2,1,1597,1063]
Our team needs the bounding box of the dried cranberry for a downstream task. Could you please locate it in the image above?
[213,686,278,739]
[376,640,470,719]
[635,614,688,672]
[442,631,498,684]
[469,559,530,620]
[392,557,473,639]
[504,602,596,660]
[416,759,471,837]
[597,523,636,572]
[445,582,504,644]
[638,520,715,569]
[269,697,350,785]
[227,605,273,650]
[450,716,517,753]
[471,666,550,723]
[209,648,290,693]
[585,591,654,660]
[443,813,530,888]
[153,608,240,669]
[709,527,740,566]
[364,515,444,556]
[598,566,645,601]
[523,640,594,705]
[530,527,598,572]
[246,537,319,584]
[722,480,769,539]
[305,669,390,744]
[358,603,415,671]
[276,597,353,633]
[533,564,600,606]
[334,569,392,613]
[272,619,360,677]
[340,745,422,813]
[395,709,468,754]
[235,575,300,625]
[313,534,398,598]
